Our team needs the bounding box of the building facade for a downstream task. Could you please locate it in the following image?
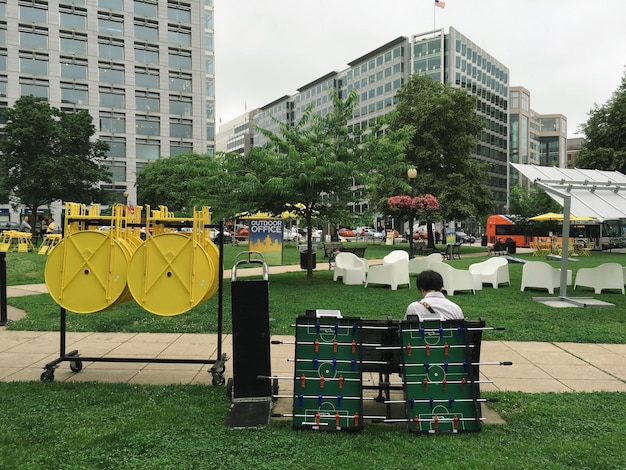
[219,27,511,213]
[0,0,215,212]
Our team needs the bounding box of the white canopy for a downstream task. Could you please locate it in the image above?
[510,164,626,222]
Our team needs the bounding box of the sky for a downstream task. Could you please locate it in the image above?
[214,0,626,138]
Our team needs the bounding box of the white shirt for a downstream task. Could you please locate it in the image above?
[404,291,464,321]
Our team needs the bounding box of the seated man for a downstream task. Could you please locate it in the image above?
[404,270,464,321]
[487,237,505,255]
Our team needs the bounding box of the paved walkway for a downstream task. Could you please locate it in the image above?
[1,253,625,397]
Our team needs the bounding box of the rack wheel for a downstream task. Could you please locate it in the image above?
[226,377,234,399]
[69,360,83,373]
[40,369,55,382]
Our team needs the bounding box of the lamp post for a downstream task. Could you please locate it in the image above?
[407,167,417,258]
[123,190,129,206]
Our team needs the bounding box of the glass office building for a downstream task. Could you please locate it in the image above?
[248,28,510,212]
[0,0,215,206]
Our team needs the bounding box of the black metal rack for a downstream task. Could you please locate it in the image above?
[40,219,228,384]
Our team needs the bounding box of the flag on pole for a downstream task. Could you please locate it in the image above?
[435,0,446,8]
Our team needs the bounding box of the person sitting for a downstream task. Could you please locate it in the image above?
[46,217,56,234]
[404,270,464,321]
[487,238,505,255]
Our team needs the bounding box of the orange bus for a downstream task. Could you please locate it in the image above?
[485,215,532,247]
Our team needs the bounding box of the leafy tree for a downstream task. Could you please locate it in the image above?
[136,152,235,220]
[383,74,493,247]
[0,96,110,232]
[228,90,365,278]
[509,185,561,218]
[575,71,626,173]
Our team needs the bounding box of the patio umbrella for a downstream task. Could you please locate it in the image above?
[529,212,596,222]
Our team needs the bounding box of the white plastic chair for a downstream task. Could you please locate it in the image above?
[520,261,572,294]
[574,263,625,294]
[408,252,443,275]
[469,257,510,288]
[365,258,410,291]
[383,250,409,265]
[428,261,475,296]
[333,252,368,285]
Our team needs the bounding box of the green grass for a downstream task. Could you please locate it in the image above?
[5,247,626,343]
[0,382,624,469]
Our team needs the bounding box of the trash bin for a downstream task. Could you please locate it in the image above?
[505,239,516,254]
[481,234,487,247]
[300,251,316,269]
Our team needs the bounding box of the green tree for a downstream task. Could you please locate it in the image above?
[0,96,110,232]
[384,74,493,246]
[575,71,626,172]
[229,90,364,278]
[509,185,561,218]
[136,152,235,220]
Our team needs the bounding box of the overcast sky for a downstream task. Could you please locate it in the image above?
[214,0,626,138]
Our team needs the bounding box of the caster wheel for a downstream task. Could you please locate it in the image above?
[69,360,83,373]
[40,370,55,382]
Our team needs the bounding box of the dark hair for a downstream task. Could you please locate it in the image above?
[416,270,444,292]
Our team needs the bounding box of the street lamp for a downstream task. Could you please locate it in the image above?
[407,167,418,258]
[123,190,129,206]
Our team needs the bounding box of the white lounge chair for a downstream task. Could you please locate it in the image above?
[428,261,475,296]
[574,263,625,294]
[333,252,368,285]
[383,250,409,265]
[520,261,572,294]
[365,258,410,291]
[408,253,443,275]
[469,257,510,288]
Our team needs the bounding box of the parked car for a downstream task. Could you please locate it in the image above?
[456,231,476,244]
[338,228,354,238]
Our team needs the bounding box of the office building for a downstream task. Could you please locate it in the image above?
[0,0,215,210]
[218,27,511,213]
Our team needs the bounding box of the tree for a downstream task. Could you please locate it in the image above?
[575,71,626,173]
[509,185,561,218]
[383,74,493,247]
[136,152,235,220]
[0,96,110,232]
[229,90,365,278]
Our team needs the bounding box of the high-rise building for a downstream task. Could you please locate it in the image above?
[219,27,511,213]
[0,0,215,209]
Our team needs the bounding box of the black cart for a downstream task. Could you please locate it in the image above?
[226,252,275,428]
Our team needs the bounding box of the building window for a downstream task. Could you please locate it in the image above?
[168,26,191,47]
[168,48,191,70]
[169,71,191,92]
[100,111,125,133]
[204,11,213,29]
[205,55,213,74]
[134,20,158,42]
[104,161,127,183]
[99,63,124,84]
[20,77,48,99]
[60,32,87,55]
[99,86,125,108]
[98,14,124,36]
[136,139,160,160]
[19,3,47,23]
[136,115,160,136]
[59,9,86,30]
[135,43,159,65]
[20,52,48,75]
[99,38,124,60]
[99,0,123,11]
[169,95,191,116]
[61,57,88,80]
[170,141,193,156]
[136,91,160,112]
[19,27,48,50]
[61,82,88,106]
[101,136,126,158]
[134,0,158,17]
[167,2,191,23]
[0,51,5,72]
[170,118,192,138]
[135,67,159,88]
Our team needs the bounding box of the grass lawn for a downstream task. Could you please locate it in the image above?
[1,245,625,468]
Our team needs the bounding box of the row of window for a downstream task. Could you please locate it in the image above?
[15,1,194,25]
[346,45,404,80]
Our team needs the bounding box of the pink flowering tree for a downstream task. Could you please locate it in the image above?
[387,194,440,248]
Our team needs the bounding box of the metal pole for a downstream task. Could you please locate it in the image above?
[409,185,414,258]
[0,252,7,325]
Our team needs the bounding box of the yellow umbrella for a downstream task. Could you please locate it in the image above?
[529,212,596,222]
